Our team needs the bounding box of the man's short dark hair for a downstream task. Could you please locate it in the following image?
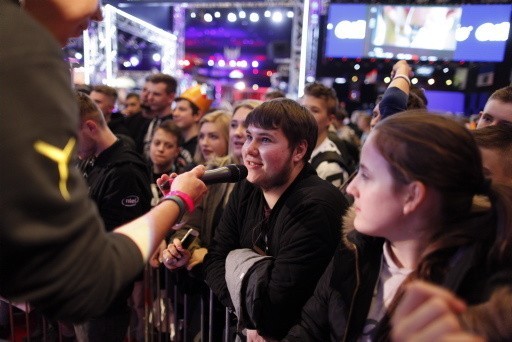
[91,85,118,101]
[409,85,428,107]
[125,92,140,100]
[489,85,512,104]
[147,73,178,95]
[156,120,183,146]
[75,91,106,126]
[304,82,339,115]
[245,98,317,162]
[264,90,286,100]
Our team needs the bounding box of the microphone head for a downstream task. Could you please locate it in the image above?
[226,164,248,182]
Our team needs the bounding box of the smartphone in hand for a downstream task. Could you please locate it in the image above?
[180,228,199,249]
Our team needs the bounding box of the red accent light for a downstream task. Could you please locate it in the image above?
[253,69,259,74]
[266,71,273,77]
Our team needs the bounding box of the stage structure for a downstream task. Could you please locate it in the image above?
[171,0,320,98]
[83,4,179,86]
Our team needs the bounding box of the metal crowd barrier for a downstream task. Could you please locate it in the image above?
[1,266,233,342]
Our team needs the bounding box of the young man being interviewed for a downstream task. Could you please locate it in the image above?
[177,99,348,340]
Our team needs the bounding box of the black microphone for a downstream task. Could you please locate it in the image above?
[160,164,248,190]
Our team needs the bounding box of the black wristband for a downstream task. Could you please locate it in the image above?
[160,195,186,222]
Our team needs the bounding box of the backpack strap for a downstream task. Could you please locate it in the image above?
[311,151,348,171]
[310,151,351,184]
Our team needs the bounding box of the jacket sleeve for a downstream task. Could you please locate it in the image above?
[284,259,335,342]
[379,87,408,119]
[203,184,244,308]
[0,5,143,322]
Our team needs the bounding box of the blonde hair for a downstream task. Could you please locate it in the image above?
[232,99,263,115]
[194,110,231,164]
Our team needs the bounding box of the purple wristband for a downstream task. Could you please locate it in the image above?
[169,190,195,213]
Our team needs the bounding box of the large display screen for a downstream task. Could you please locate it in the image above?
[325,4,511,62]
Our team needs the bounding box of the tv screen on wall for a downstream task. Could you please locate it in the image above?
[325,4,511,62]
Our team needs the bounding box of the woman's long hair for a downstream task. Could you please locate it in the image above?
[371,110,512,338]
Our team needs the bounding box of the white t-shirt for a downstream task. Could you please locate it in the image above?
[360,242,413,341]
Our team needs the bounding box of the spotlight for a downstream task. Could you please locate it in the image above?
[264,10,271,18]
[351,76,358,82]
[152,53,161,62]
[252,84,259,90]
[411,78,418,84]
[239,11,246,19]
[234,81,246,90]
[218,60,226,67]
[229,60,236,67]
[428,78,435,85]
[123,61,132,68]
[354,64,360,70]
[306,76,315,83]
[229,70,244,79]
[204,13,213,23]
[227,13,237,22]
[443,67,449,73]
[190,12,196,18]
[334,78,346,84]
[384,76,391,83]
[74,52,83,60]
[214,11,221,18]
[251,61,259,68]
[249,13,259,22]
[287,11,294,18]
[130,56,140,66]
[236,60,248,68]
[207,60,215,66]
[446,79,453,86]
[272,11,283,23]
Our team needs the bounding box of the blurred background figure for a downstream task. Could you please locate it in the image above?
[123,92,142,117]
[264,89,286,101]
[472,125,512,185]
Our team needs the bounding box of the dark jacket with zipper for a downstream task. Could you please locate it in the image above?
[204,163,347,339]
[83,139,152,232]
[284,209,512,341]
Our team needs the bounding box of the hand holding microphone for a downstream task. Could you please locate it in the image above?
[158,164,248,193]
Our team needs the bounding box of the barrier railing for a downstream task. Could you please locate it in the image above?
[1,266,233,342]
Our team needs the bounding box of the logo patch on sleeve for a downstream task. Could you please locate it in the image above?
[122,195,140,207]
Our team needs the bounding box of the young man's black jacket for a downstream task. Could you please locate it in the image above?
[83,139,152,232]
[204,164,347,339]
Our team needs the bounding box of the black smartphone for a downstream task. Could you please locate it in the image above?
[180,228,199,249]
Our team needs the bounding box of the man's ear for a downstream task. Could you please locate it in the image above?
[402,181,426,215]
[292,140,307,162]
[328,113,335,126]
[84,120,98,133]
